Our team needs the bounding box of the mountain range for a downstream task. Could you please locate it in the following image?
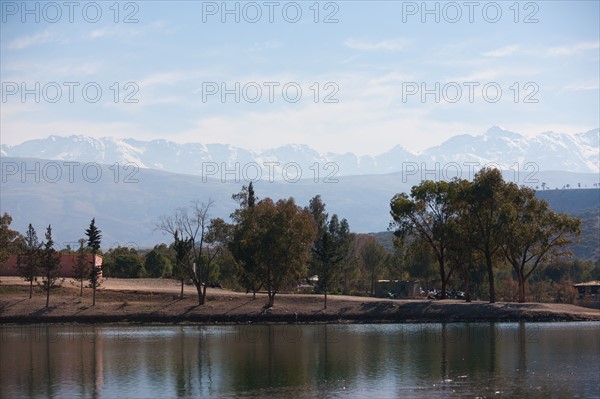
[1,126,598,177]
[1,126,598,248]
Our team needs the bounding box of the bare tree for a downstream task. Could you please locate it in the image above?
[156,199,227,305]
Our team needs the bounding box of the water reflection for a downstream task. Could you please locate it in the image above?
[1,323,598,398]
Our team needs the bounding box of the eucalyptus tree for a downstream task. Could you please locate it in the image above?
[500,186,580,302]
[464,168,509,303]
[361,237,388,297]
[250,197,316,307]
[390,179,465,299]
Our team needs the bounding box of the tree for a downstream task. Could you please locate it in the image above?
[144,246,172,278]
[251,197,317,307]
[112,254,144,278]
[465,168,509,303]
[247,181,256,207]
[172,231,192,299]
[72,238,89,296]
[446,178,479,302]
[229,184,262,299]
[200,217,230,300]
[390,180,463,299]
[402,237,438,291]
[17,224,42,298]
[156,200,227,305]
[360,238,388,297]
[307,195,352,308]
[0,212,22,270]
[500,186,581,302]
[39,225,61,308]
[101,246,137,277]
[86,218,102,306]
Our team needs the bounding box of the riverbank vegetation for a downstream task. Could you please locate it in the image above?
[1,168,598,309]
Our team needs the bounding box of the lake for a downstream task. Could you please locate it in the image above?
[1,323,598,398]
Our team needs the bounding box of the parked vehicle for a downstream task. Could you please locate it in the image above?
[427,289,466,300]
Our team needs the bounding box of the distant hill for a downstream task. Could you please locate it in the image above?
[0,157,598,251]
[537,189,600,214]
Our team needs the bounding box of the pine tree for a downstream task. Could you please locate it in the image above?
[85,218,102,306]
[16,224,41,299]
[40,225,61,308]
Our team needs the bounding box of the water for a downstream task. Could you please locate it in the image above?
[1,323,598,398]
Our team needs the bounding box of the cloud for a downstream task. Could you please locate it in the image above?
[565,81,600,91]
[8,30,54,49]
[482,45,519,58]
[244,40,282,53]
[138,72,192,89]
[89,21,168,40]
[547,41,600,56]
[343,38,410,51]
[448,66,541,83]
[447,69,506,82]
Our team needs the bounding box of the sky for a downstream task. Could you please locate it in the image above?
[1,0,599,155]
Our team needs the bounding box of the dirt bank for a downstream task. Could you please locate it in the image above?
[1,277,598,324]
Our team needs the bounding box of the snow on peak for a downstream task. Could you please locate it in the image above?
[2,126,599,175]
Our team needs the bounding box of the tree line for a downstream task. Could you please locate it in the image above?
[0,167,593,307]
[0,216,102,307]
[390,168,581,303]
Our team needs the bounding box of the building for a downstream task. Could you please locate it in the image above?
[573,281,600,309]
[0,253,103,278]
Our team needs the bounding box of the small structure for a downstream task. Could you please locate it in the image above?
[375,280,420,299]
[1,254,103,278]
[573,281,600,309]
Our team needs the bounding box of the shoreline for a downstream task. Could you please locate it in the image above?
[1,278,599,325]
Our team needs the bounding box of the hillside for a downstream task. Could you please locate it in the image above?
[0,157,598,250]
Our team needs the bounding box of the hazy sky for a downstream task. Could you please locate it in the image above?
[1,1,599,154]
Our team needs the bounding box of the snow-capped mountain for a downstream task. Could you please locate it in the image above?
[1,126,598,176]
